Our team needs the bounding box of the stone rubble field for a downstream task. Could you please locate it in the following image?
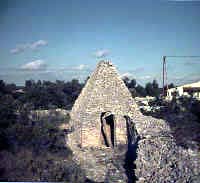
[67,108,200,183]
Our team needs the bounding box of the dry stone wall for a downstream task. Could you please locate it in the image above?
[70,61,140,147]
[67,61,200,182]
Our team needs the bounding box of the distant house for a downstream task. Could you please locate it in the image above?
[14,89,25,94]
[167,81,200,100]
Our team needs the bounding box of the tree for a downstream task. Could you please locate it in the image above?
[0,94,16,128]
[129,88,137,98]
[25,80,35,89]
[37,80,42,86]
[152,80,159,97]
[145,82,154,96]
[145,80,160,97]
[168,83,175,89]
[152,80,158,89]
[135,85,147,97]
[122,76,130,87]
[129,79,136,88]
[0,80,6,96]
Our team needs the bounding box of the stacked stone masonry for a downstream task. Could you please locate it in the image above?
[67,61,200,182]
[70,60,141,148]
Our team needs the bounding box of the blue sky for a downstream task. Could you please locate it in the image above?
[0,0,200,86]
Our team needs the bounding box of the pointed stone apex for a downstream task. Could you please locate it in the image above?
[98,60,113,67]
[70,60,141,148]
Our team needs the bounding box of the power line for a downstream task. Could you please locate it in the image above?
[164,56,200,58]
[162,55,200,96]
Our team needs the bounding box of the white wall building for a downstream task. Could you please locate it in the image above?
[167,81,200,100]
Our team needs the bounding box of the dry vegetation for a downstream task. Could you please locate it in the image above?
[0,109,87,182]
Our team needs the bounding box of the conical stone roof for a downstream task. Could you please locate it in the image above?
[67,61,200,182]
[70,60,141,147]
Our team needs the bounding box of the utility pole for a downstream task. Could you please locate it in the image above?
[162,55,200,97]
[162,56,166,97]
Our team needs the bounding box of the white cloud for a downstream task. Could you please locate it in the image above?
[132,67,145,72]
[94,49,109,58]
[21,60,47,71]
[10,44,29,54]
[10,40,48,54]
[29,40,48,50]
[121,72,133,79]
[139,75,152,80]
[74,64,87,70]
[1,62,92,85]
[67,64,90,71]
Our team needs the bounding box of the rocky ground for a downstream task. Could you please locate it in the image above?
[68,96,200,183]
[67,137,130,183]
[1,102,199,182]
[135,96,200,150]
[134,97,200,183]
[135,115,200,183]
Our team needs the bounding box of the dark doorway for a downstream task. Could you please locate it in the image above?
[124,115,140,182]
[101,112,115,148]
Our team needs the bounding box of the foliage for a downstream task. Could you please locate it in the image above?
[135,84,147,97]
[0,102,86,181]
[0,77,198,181]
[0,80,86,181]
[1,77,164,109]
[145,80,159,98]
[122,76,130,88]
[0,94,18,151]
[0,148,85,182]
[169,96,200,121]
[122,78,161,97]
[168,83,175,89]
[22,79,84,110]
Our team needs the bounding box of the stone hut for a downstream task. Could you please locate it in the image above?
[70,61,140,148]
